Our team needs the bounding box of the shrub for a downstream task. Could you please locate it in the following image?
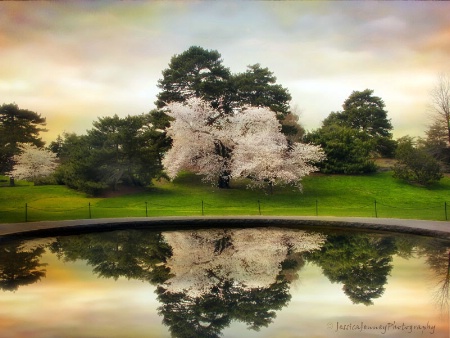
[393,136,443,186]
[33,174,59,186]
[305,125,377,174]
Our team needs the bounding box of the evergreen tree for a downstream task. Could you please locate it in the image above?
[0,103,47,174]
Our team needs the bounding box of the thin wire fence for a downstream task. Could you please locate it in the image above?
[1,199,449,223]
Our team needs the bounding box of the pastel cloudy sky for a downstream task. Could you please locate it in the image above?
[1,1,450,143]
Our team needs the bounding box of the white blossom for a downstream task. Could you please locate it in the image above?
[9,143,58,181]
[162,98,325,189]
[162,98,228,183]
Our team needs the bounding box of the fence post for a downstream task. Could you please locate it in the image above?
[88,202,92,219]
[258,200,261,215]
[445,202,448,221]
[145,202,148,217]
[374,199,378,218]
[315,199,318,216]
[202,200,204,216]
[25,203,28,222]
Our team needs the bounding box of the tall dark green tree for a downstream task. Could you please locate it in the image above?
[305,124,377,174]
[157,46,304,187]
[156,47,295,121]
[230,63,291,116]
[53,132,106,195]
[230,63,303,141]
[329,89,395,157]
[340,90,392,137]
[0,103,47,174]
[306,89,395,174]
[87,114,157,190]
[145,109,173,166]
[157,48,298,124]
[156,46,231,111]
[54,112,165,195]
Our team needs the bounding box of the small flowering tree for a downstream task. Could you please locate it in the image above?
[9,143,58,182]
[162,98,325,190]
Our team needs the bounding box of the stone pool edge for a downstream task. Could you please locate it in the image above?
[0,216,449,240]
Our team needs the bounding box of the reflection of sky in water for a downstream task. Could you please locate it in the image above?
[224,256,447,338]
[0,253,168,337]
[0,229,448,338]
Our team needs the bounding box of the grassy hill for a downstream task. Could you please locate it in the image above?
[1,171,450,223]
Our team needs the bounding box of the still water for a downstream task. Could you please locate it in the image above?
[0,226,448,338]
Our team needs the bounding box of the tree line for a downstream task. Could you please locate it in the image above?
[1,46,449,194]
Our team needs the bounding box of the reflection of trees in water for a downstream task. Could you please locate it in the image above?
[2,228,449,337]
[49,230,173,285]
[46,228,324,337]
[157,277,291,338]
[305,232,450,310]
[161,228,325,296]
[0,241,47,291]
[389,235,450,313]
[305,233,397,306]
[155,228,324,337]
[417,240,450,312]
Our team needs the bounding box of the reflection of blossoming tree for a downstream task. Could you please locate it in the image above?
[156,228,326,337]
[161,228,325,296]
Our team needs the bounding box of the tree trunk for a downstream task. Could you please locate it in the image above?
[218,173,230,189]
[214,140,231,189]
[447,118,450,145]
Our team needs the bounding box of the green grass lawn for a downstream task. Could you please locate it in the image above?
[1,171,450,223]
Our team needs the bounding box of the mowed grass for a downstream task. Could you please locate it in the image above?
[1,171,450,223]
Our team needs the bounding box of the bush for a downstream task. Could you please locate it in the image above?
[77,181,109,196]
[33,174,59,186]
[53,165,108,196]
[393,136,443,186]
[305,125,377,174]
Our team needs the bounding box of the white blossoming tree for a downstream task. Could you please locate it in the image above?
[9,143,58,182]
[162,97,325,190]
[161,228,326,297]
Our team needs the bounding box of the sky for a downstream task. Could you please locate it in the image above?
[1,1,450,143]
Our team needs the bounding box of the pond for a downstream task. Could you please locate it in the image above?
[0,226,448,338]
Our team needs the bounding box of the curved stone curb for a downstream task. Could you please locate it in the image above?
[1,216,450,240]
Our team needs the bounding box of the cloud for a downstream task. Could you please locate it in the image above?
[0,1,449,142]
